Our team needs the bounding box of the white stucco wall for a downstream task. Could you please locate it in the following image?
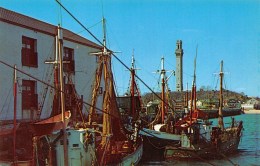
[0,21,102,120]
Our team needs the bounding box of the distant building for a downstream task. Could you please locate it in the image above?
[246,98,259,105]
[175,40,183,92]
[188,99,203,109]
[226,99,241,108]
[242,98,260,110]
[0,7,103,120]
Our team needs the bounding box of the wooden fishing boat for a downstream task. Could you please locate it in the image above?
[140,53,243,161]
[42,17,143,166]
[91,18,143,166]
[140,57,181,160]
[164,60,243,160]
[115,53,145,165]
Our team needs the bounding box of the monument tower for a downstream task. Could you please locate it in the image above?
[175,40,183,92]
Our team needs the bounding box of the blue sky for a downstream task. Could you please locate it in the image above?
[1,0,260,97]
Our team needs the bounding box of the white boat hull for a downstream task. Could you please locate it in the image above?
[118,142,143,166]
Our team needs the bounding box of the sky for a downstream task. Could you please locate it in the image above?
[1,0,260,97]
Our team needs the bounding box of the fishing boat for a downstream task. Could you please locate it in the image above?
[140,57,182,160]
[30,23,73,138]
[87,17,143,166]
[37,17,143,166]
[116,52,143,128]
[164,60,243,160]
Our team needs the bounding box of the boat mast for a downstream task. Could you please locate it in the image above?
[130,52,136,119]
[161,57,166,124]
[53,34,60,116]
[88,17,109,126]
[44,30,61,116]
[190,46,198,125]
[218,60,224,130]
[100,16,113,146]
[186,83,189,108]
[57,25,68,166]
[102,17,107,54]
[13,65,17,163]
[193,48,197,111]
[190,81,194,126]
[190,48,197,125]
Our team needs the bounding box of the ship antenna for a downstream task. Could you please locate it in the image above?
[102,18,105,43]
[131,49,135,69]
[57,0,62,26]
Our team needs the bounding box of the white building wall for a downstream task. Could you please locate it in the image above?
[0,21,102,120]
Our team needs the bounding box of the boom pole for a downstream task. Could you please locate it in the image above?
[58,25,68,166]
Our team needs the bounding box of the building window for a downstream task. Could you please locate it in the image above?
[63,47,75,73]
[21,36,38,67]
[22,80,38,110]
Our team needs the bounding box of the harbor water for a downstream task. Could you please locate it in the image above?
[139,114,260,166]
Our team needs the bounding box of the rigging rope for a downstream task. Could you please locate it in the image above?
[65,20,102,39]
[0,60,116,119]
[54,0,182,119]
[0,2,241,164]
[38,40,55,118]
[0,85,12,118]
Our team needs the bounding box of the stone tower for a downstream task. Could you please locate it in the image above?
[175,40,183,92]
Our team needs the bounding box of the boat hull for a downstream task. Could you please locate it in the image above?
[49,128,143,166]
[165,134,241,160]
[142,134,168,161]
[117,142,143,166]
[0,160,33,166]
[49,128,97,166]
[140,128,180,161]
[201,108,242,118]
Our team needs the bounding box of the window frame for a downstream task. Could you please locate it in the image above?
[22,80,38,110]
[63,47,75,73]
[21,36,38,67]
